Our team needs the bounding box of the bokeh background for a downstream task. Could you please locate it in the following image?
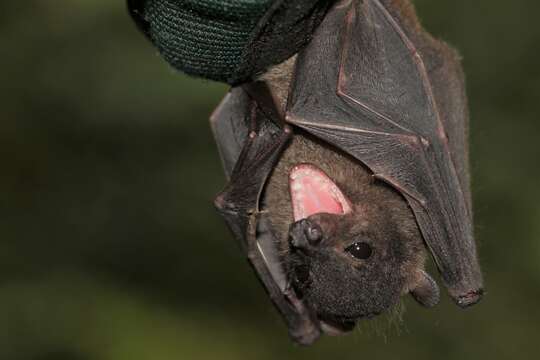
[1,1,539,359]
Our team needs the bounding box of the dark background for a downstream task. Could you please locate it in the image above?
[1,1,539,359]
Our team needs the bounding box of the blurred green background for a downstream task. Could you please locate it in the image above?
[1,1,539,359]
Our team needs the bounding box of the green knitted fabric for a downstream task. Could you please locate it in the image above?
[128,0,332,84]
[145,0,270,82]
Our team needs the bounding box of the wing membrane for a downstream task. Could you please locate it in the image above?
[287,0,482,305]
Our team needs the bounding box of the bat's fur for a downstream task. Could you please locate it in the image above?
[211,0,479,343]
[261,58,430,326]
[264,132,427,323]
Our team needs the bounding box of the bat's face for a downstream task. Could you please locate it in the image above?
[287,213,406,324]
[283,163,424,326]
[264,135,440,335]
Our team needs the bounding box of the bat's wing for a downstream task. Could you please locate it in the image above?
[286,0,483,306]
[213,86,321,344]
[210,84,287,180]
[210,88,250,180]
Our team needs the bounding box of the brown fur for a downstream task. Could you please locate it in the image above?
[261,58,427,300]
[263,132,426,294]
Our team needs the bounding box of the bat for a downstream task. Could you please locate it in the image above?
[211,0,483,345]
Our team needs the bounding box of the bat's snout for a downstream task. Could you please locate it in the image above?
[289,219,323,250]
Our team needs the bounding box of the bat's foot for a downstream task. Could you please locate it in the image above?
[454,288,484,308]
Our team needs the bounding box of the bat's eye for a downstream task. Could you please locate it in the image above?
[345,242,372,260]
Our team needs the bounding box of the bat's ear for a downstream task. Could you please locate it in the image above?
[410,270,440,308]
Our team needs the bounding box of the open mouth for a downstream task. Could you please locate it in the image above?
[289,163,351,221]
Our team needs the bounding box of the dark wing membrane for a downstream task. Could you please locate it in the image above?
[379,0,472,212]
[213,85,320,344]
[425,47,472,213]
[415,39,472,213]
[210,88,250,179]
[286,0,482,305]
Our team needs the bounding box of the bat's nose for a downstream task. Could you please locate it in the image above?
[289,222,309,249]
[289,219,323,250]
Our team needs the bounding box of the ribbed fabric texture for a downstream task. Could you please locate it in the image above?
[144,0,270,82]
[128,0,331,84]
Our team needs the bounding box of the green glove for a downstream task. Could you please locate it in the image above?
[128,0,332,84]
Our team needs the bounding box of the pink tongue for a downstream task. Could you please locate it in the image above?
[289,164,351,221]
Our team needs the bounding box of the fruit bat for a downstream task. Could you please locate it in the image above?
[211,0,483,345]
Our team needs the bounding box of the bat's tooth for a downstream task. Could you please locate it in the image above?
[291,182,303,192]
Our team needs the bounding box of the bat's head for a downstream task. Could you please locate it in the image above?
[283,163,440,329]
